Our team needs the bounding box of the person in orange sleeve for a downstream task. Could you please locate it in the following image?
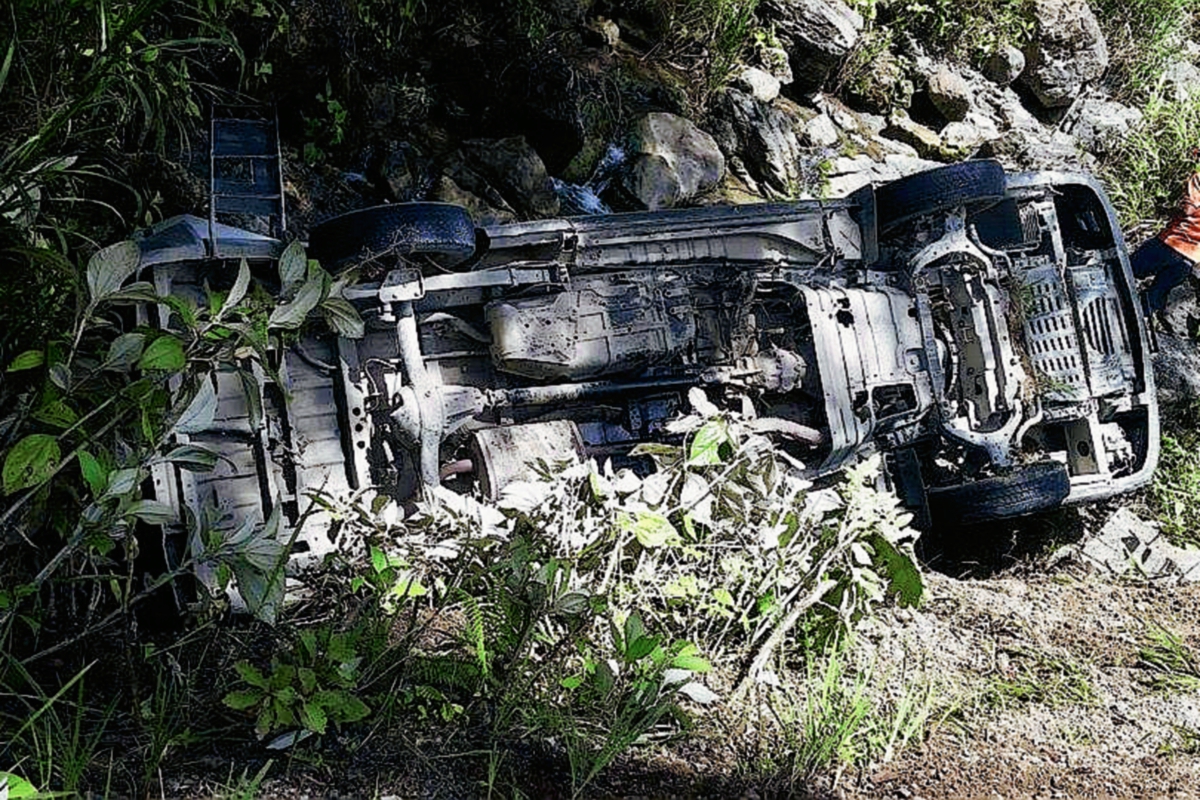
[1131,164,1200,313]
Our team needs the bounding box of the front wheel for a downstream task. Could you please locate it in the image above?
[926,460,1070,527]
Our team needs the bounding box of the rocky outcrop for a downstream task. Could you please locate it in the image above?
[618,113,725,210]
[455,136,560,218]
[1019,0,1109,108]
[760,0,864,92]
[1063,98,1143,155]
[712,90,804,198]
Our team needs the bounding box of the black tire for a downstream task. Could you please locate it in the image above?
[875,160,1006,232]
[308,203,476,270]
[927,460,1070,527]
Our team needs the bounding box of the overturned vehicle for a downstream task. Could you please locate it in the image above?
[139,160,1159,565]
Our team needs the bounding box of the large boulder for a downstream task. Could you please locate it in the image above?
[1063,98,1142,155]
[734,66,782,104]
[618,113,725,210]
[760,0,864,92]
[927,66,973,122]
[1019,0,1109,108]
[458,137,560,219]
[712,89,804,198]
[983,45,1026,86]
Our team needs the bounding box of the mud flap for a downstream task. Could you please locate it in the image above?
[885,448,931,531]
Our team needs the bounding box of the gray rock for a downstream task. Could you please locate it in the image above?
[430,175,517,227]
[927,66,972,122]
[1075,508,1200,583]
[1160,61,1200,102]
[1063,98,1142,155]
[718,90,803,198]
[825,153,941,197]
[620,113,725,210]
[940,120,996,155]
[983,45,1026,85]
[803,113,840,147]
[883,111,944,159]
[977,127,1089,171]
[1019,0,1109,108]
[756,44,794,85]
[1153,333,1200,408]
[760,0,864,92]
[459,136,560,218]
[734,66,782,104]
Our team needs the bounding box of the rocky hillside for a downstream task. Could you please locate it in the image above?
[224,0,1191,239]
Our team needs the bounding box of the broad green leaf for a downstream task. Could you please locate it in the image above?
[48,364,70,391]
[868,533,924,608]
[86,240,141,301]
[159,295,199,330]
[297,667,317,695]
[219,259,251,319]
[0,771,37,799]
[626,635,659,661]
[222,689,264,710]
[278,240,307,296]
[139,336,186,372]
[560,675,584,690]
[160,444,220,472]
[235,661,269,689]
[268,277,323,329]
[313,689,369,723]
[623,612,646,657]
[174,376,217,434]
[3,434,60,495]
[126,499,176,525]
[104,468,140,498]
[593,659,615,696]
[231,507,288,624]
[622,510,679,548]
[5,350,43,372]
[688,419,729,465]
[299,701,328,734]
[554,591,591,616]
[670,654,712,673]
[105,333,145,372]
[322,296,365,339]
[103,281,158,303]
[32,399,78,429]
[77,450,107,496]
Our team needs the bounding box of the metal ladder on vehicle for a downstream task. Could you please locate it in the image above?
[209,104,286,256]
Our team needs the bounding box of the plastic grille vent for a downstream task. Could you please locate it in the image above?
[1022,265,1087,400]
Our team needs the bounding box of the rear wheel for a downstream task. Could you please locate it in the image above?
[308,202,477,270]
[875,160,1006,232]
[926,460,1070,527]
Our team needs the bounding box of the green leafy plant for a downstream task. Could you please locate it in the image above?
[223,627,371,738]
